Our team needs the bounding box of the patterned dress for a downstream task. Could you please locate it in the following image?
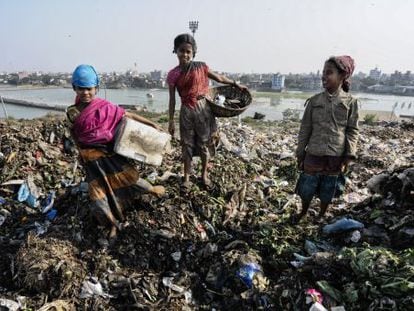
[167,61,218,161]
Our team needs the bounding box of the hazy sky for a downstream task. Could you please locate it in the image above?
[1,0,413,74]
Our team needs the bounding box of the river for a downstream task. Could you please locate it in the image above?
[0,86,413,120]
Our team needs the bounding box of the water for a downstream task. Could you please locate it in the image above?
[0,86,413,120]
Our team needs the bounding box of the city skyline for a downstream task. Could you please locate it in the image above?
[1,0,413,74]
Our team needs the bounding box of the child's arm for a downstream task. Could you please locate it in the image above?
[168,85,176,136]
[207,70,247,90]
[125,111,163,131]
[344,99,359,160]
[296,100,312,168]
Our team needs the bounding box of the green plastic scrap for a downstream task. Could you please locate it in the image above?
[317,280,343,303]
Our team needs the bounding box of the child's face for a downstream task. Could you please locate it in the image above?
[322,62,344,93]
[74,86,97,103]
[176,43,193,66]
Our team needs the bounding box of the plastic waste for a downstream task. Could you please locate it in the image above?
[184,290,193,304]
[171,251,182,262]
[309,302,328,311]
[304,240,319,255]
[322,218,364,234]
[343,192,364,204]
[215,95,226,106]
[0,298,20,311]
[17,180,40,208]
[114,117,171,166]
[162,277,185,293]
[158,171,178,182]
[17,182,30,202]
[306,288,323,304]
[34,221,48,236]
[293,252,311,262]
[203,220,216,236]
[290,260,305,268]
[236,262,263,288]
[146,171,158,183]
[46,209,58,221]
[80,277,113,299]
[306,289,327,311]
[41,191,56,214]
[0,215,5,226]
[349,230,361,243]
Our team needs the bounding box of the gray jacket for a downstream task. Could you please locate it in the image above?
[296,90,359,160]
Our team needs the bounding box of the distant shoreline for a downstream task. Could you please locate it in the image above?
[2,85,414,98]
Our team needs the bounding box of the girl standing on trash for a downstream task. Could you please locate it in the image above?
[67,64,165,240]
[167,33,246,190]
[294,56,359,221]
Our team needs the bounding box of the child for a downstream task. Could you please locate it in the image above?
[167,33,246,190]
[294,56,359,221]
[67,64,165,240]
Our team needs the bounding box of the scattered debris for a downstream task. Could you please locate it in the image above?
[0,115,412,309]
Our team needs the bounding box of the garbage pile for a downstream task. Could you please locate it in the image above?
[0,115,413,310]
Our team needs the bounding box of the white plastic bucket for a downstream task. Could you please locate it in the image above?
[114,117,171,166]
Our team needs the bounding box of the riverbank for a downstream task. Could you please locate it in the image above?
[1,97,66,111]
[1,87,414,121]
[0,115,413,309]
[3,84,414,99]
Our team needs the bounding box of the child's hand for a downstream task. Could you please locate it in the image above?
[168,121,175,136]
[236,84,248,91]
[297,157,304,170]
[153,124,164,132]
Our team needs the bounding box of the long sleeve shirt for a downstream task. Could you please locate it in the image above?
[296,89,359,160]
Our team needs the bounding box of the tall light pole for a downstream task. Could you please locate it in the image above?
[189,20,199,37]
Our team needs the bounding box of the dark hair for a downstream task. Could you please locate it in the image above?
[326,58,350,92]
[173,33,197,57]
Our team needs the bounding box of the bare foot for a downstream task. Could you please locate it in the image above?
[181,180,192,193]
[151,185,166,198]
[108,225,117,239]
[202,177,213,190]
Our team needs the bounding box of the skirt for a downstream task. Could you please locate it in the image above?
[179,98,219,161]
[79,147,141,229]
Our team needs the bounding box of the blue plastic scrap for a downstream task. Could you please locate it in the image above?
[236,262,262,288]
[46,209,58,221]
[42,191,56,214]
[17,183,30,202]
[322,218,364,234]
[17,182,39,208]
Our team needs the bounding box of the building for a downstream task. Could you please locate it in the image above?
[302,74,322,90]
[369,67,381,80]
[271,73,285,91]
[150,70,162,81]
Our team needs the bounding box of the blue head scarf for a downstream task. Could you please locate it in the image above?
[72,64,99,87]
